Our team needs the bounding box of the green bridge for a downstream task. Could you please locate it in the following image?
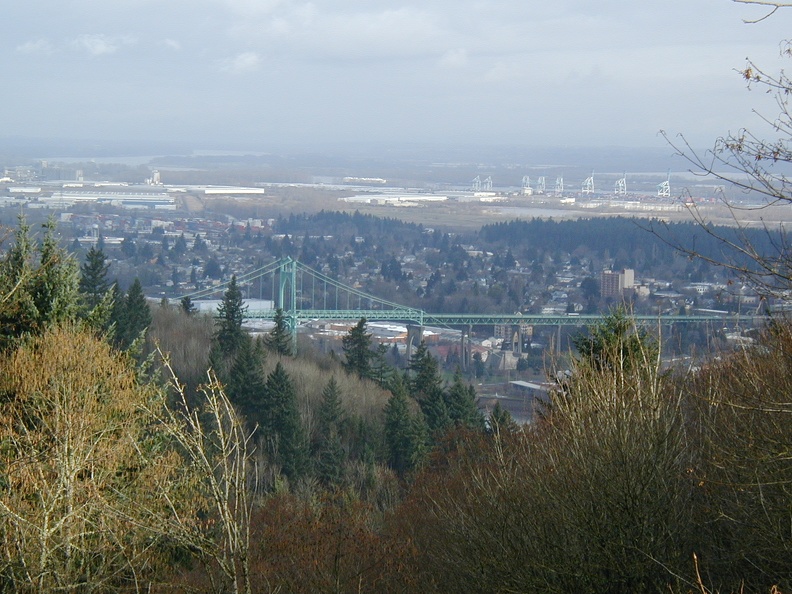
[182,257,760,349]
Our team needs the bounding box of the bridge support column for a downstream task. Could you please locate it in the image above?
[406,325,424,361]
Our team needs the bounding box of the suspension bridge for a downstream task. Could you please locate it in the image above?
[180,257,761,353]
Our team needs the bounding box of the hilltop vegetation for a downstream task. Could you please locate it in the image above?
[0,217,789,593]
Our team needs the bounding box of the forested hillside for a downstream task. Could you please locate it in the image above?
[0,216,788,593]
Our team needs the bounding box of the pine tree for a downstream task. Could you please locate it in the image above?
[445,369,485,430]
[117,278,152,350]
[265,308,292,356]
[384,378,427,475]
[262,362,307,481]
[314,377,346,487]
[226,337,265,428]
[408,340,443,401]
[215,275,247,358]
[370,343,394,388]
[422,388,451,435]
[0,216,80,350]
[31,219,80,328]
[342,317,372,379]
[488,401,517,435]
[180,295,197,315]
[79,245,110,309]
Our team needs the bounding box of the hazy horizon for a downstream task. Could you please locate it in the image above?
[4,0,791,155]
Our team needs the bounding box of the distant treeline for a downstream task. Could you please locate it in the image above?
[479,217,782,272]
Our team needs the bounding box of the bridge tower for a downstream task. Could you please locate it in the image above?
[406,325,424,361]
[277,257,299,351]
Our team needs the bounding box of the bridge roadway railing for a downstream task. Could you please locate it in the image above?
[245,308,759,328]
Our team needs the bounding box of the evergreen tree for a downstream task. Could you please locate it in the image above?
[116,278,151,350]
[180,295,197,315]
[572,307,653,373]
[172,233,188,257]
[265,308,292,356]
[408,340,444,401]
[0,216,80,350]
[342,317,372,379]
[226,338,266,427]
[422,388,452,435]
[445,369,485,430]
[488,401,517,435]
[314,377,346,487]
[79,245,110,309]
[261,362,307,481]
[214,275,247,358]
[384,379,427,475]
[30,219,80,329]
[370,343,394,388]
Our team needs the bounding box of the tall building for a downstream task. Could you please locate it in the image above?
[600,269,634,298]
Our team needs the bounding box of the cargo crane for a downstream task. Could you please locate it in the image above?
[522,176,532,195]
[555,176,564,195]
[582,172,594,195]
[536,176,546,194]
[657,172,671,197]
[483,176,493,191]
[615,173,627,195]
[472,175,481,192]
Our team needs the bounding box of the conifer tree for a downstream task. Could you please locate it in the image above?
[342,317,373,379]
[226,337,266,428]
[79,245,110,309]
[262,362,307,481]
[31,219,80,329]
[0,216,80,350]
[214,275,247,358]
[408,340,443,401]
[180,295,197,315]
[384,379,427,475]
[488,401,517,435]
[265,308,292,356]
[370,343,394,388]
[314,377,346,487]
[117,278,152,350]
[445,369,485,430]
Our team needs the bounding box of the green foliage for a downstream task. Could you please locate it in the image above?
[0,216,80,351]
[487,401,516,435]
[408,340,443,400]
[341,317,372,379]
[445,370,484,430]
[261,362,308,481]
[114,278,152,351]
[384,379,427,475]
[313,377,346,487]
[571,306,656,373]
[225,336,266,427]
[214,275,248,358]
[79,245,110,309]
[265,308,292,356]
[179,295,197,315]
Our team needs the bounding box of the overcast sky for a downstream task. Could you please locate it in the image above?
[3,0,790,152]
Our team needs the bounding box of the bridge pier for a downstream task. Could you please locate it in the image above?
[406,325,424,361]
